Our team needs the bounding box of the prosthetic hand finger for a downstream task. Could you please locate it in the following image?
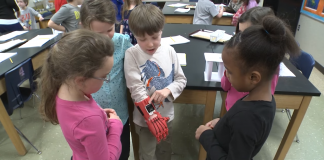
[135,97,169,142]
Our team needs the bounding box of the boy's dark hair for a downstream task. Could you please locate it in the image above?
[225,16,300,80]
[80,0,116,29]
[235,7,275,33]
[128,4,165,37]
[67,0,73,2]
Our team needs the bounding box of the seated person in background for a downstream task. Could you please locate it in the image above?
[232,0,259,26]
[17,0,44,30]
[224,0,243,13]
[193,0,223,25]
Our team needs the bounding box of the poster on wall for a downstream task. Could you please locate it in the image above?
[301,0,324,22]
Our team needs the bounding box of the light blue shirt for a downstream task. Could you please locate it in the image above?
[92,33,133,125]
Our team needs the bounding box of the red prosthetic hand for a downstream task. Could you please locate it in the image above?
[135,96,169,143]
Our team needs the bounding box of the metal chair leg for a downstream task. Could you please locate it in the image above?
[285,109,300,143]
[14,125,42,154]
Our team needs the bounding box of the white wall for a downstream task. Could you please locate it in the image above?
[295,14,324,66]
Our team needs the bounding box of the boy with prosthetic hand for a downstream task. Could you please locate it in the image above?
[124,4,187,160]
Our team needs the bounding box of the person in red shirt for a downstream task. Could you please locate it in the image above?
[54,0,67,12]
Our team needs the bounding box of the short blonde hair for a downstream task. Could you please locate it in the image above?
[128,4,165,37]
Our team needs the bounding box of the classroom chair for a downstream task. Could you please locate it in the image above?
[0,58,42,154]
[41,11,52,18]
[284,50,315,143]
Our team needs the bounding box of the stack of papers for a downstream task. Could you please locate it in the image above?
[0,39,27,52]
[161,35,190,45]
[19,35,57,48]
[191,30,232,42]
[177,53,186,66]
[279,62,295,77]
[168,3,188,7]
[191,31,212,39]
[0,31,28,41]
[0,52,17,63]
[174,8,190,13]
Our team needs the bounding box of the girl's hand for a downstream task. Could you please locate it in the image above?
[103,108,117,117]
[205,118,220,129]
[149,88,171,103]
[195,125,211,140]
[109,113,122,122]
[39,17,44,21]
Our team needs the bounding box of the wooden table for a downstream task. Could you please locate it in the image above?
[128,24,321,160]
[36,14,53,29]
[0,29,61,155]
[162,2,233,25]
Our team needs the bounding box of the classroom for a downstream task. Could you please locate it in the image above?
[0,0,323,160]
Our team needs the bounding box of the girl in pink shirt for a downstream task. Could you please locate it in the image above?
[223,7,279,111]
[39,29,123,160]
[232,0,260,26]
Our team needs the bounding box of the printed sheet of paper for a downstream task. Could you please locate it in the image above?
[161,35,190,45]
[174,8,190,13]
[19,35,56,48]
[168,3,188,7]
[0,52,17,63]
[0,39,26,52]
[177,53,186,66]
[0,31,28,41]
[279,62,295,77]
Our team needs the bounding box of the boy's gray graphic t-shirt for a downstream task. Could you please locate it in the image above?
[51,4,80,32]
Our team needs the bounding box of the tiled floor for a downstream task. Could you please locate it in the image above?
[0,68,324,160]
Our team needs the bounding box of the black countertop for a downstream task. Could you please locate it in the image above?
[0,28,62,78]
[163,24,320,96]
[162,2,233,17]
[0,25,320,97]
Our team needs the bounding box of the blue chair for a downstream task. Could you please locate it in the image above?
[0,58,41,154]
[289,51,315,79]
[41,11,52,18]
[283,51,315,143]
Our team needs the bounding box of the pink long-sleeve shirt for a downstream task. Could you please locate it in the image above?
[56,95,123,160]
[221,67,279,111]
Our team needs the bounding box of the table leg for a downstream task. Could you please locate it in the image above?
[220,91,227,118]
[199,90,217,160]
[127,91,139,160]
[0,99,27,155]
[274,96,312,160]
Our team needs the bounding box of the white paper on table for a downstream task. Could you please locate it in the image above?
[19,34,56,48]
[0,39,26,52]
[174,8,190,13]
[223,12,234,16]
[279,62,295,77]
[204,53,224,82]
[168,3,188,7]
[0,52,17,63]
[0,31,28,41]
[177,53,186,66]
[161,35,190,45]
